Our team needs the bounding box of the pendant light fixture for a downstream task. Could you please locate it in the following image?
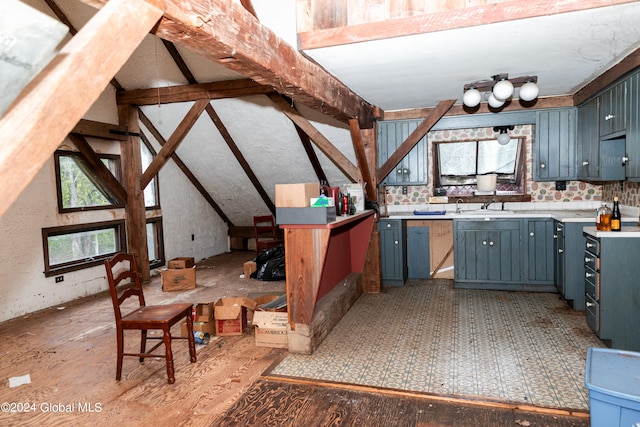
[494,125,514,145]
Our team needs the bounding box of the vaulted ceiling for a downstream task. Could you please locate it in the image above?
[2,0,640,229]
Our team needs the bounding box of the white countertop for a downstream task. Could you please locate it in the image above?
[583,226,640,238]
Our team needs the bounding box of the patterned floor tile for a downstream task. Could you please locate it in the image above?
[270,281,605,411]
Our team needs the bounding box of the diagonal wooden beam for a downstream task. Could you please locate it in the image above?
[377,99,455,183]
[294,123,328,185]
[349,119,376,201]
[268,93,361,183]
[0,0,163,219]
[68,133,128,204]
[140,99,209,189]
[138,113,233,225]
[204,104,276,215]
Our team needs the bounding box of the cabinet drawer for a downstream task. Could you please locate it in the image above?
[584,265,599,300]
[379,219,401,231]
[584,235,599,256]
[585,293,599,334]
[584,251,598,271]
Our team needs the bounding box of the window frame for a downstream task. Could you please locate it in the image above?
[42,219,126,277]
[434,137,525,187]
[146,217,165,270]
[140,137,161,210]
[54,150,124,213]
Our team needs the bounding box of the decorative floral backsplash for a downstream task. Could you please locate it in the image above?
[385,124,604,205]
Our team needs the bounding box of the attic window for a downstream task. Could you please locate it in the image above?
[54,151,123,213]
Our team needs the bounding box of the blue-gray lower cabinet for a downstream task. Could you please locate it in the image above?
[554,221,587,310]
[378,219,407,286]
[407,225,430,279]
[584,232,640,352]
[454,219,522,289]
[524,218,555,290]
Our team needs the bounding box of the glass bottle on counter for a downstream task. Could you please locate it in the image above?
[596,203,611,231]
[611,197,621,231]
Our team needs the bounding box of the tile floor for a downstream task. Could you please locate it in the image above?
[270,280,605,411]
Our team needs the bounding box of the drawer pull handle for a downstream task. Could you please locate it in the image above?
[585,257,593,263]
[586,272,594,278]
[586,301,595,308]
[587,243,595,248]
[394,240,398,245]
[530,232,535,237]
[558,249,564,254]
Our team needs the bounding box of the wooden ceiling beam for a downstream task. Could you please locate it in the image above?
[349,119,376,201]
[140,99,209,189]
[377,99,455,183]
[71,119,131,141]
[268,94,361,183]
[0,0,162,219]
[117,79,274,106]
[153,0,376,128]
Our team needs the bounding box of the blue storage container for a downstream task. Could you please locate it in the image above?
[585,347,640,427]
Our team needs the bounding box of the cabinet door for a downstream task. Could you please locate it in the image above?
[378,220,406,285]
[407,226,430,279]
[535,108,576,181]
[553,221,565,295]
[600,79,627,137]
[626,70,640,180]
[577,98,600,179]
[378,120,427,185]
[525,219,555,284]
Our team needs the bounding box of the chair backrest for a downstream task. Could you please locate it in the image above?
[104,253,146,324]
[253,215,277,240]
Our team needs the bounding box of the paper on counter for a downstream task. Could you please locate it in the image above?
[9,373,31,388]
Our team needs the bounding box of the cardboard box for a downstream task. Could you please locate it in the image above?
[213,297,257,336]
[275,207,336,225]
[167,257,194,269]
[181,320,216,337]
[275,183,320,208]
[161,266,196,291]
[195,302,214,322]
[253,294,288,348]
[243,261,256,278]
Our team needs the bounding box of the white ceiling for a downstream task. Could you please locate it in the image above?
[301,2,640,111]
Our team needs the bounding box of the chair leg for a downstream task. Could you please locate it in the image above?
[116,329,124,381]
[140,330,147,363]
[185,315,197,363]
[163,328,175,384]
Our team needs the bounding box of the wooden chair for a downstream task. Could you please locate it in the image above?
[253,215,283,254]
[104,253,196,384]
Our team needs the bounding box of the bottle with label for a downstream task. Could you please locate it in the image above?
[611,197,621,231]
[596,203,611,231]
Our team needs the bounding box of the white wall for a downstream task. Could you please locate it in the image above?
[0,87,228,322]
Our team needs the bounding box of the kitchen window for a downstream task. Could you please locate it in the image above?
[434,137,524,187]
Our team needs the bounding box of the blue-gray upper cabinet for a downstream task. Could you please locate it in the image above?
[454,219,521,288]
[534,108,577,181]
[524,218,555,288]
[577,98,600,180]
[625,70,640,180]
[377,120,427,185]
[599,79,627,138]
[377,219,407,286]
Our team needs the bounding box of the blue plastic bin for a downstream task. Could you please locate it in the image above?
[585,347,640,427]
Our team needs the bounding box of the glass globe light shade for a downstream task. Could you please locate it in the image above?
[519,81,539,102]
[462,88,481,108]
[497,132,511,145]
[492,79,514,101]
[487,93,505,109]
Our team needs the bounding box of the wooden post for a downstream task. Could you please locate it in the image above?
[118,105,150,281]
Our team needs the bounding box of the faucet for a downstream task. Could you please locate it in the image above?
[456,199,464,213]
[481,199,495,210]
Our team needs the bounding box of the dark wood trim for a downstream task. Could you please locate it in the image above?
[574,47,640,105]
[67,134,128,204]
[298,0,638,50]
[294,123,329,185]
[140,99,209,189]
[268,93,361,182]
[377,99,455,183]
[139,111,233,225]
[146,216,165,269]
[161,39,198,84]
[203,103,276,215]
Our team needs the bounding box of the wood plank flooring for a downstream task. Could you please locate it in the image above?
[211,378,589,426]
